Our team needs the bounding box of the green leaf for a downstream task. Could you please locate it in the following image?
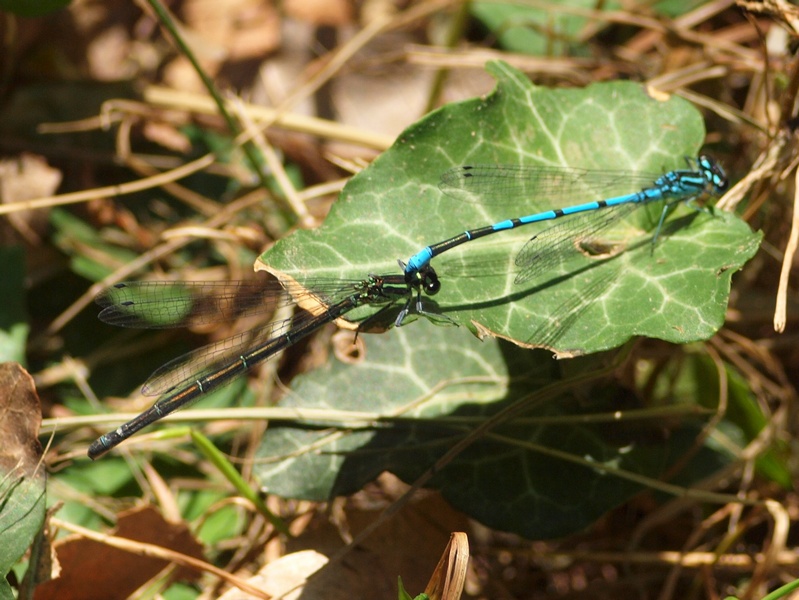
[470,0,599,55]
[655,0,713,18]
[253,319,731,539]
[468,1,711,54]
[50,209,140,282]
[398,577,426,600]
[679,352,792,488]
[0,469,46,585]
[261,61,760,356]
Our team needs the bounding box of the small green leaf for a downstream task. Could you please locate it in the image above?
[470,1,595,55]
[50,209,140,282]
[468,1,710,54]
[678,352,792,488]
[398,576,426,600]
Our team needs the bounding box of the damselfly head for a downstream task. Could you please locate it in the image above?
[400,259,441,295]
[697,154,729,195]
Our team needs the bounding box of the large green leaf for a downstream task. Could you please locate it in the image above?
[253,61,761,538]
[261,61,760,356]
[253,319,732,539]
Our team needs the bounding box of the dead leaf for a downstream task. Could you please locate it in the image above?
[34,506,205,600]
[218,550,328,600]
[0,363,47,591]
[0,154,62,244]
[423,532,469,600]
[282,478,470,599]
[0,362,44,473]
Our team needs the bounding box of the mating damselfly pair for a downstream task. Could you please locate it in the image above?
[88,155,727,459]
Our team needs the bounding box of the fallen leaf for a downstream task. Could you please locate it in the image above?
[34,505,205,600]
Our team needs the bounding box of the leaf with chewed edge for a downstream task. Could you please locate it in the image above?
[260,60,760,356]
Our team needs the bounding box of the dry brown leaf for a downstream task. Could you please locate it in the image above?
[281,482,470,599]
[0,154,62,244]
[0,364,47,595]
[0,363,43,474]
[424,532,469,600]
[35,506,205,600]
[218,550,328,600]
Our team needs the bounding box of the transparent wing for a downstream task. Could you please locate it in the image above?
[514,203,639,284]
[141,316,298,396]
[439,165,665,204]
[95,278,362,328]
